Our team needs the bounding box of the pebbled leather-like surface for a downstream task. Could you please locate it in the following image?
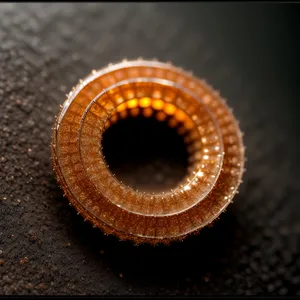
[0,3,300,295]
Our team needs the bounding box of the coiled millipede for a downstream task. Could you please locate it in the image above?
[51,59,245,245]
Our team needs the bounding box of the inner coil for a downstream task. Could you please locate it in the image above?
[101,104,190,194]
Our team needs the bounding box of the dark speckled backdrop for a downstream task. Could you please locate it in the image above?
[0,2,300,296]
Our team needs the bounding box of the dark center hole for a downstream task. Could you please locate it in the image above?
[102,112,189,193]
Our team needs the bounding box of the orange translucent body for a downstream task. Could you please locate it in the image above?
[51,59,245,244]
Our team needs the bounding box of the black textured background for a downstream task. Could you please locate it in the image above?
[0,2,300,296]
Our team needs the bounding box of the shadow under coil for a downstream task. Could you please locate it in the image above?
[51,59,245,245]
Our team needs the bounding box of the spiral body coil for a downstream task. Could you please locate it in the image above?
[51,59,245,244]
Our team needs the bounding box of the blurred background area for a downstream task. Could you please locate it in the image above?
[0,3,299,295]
